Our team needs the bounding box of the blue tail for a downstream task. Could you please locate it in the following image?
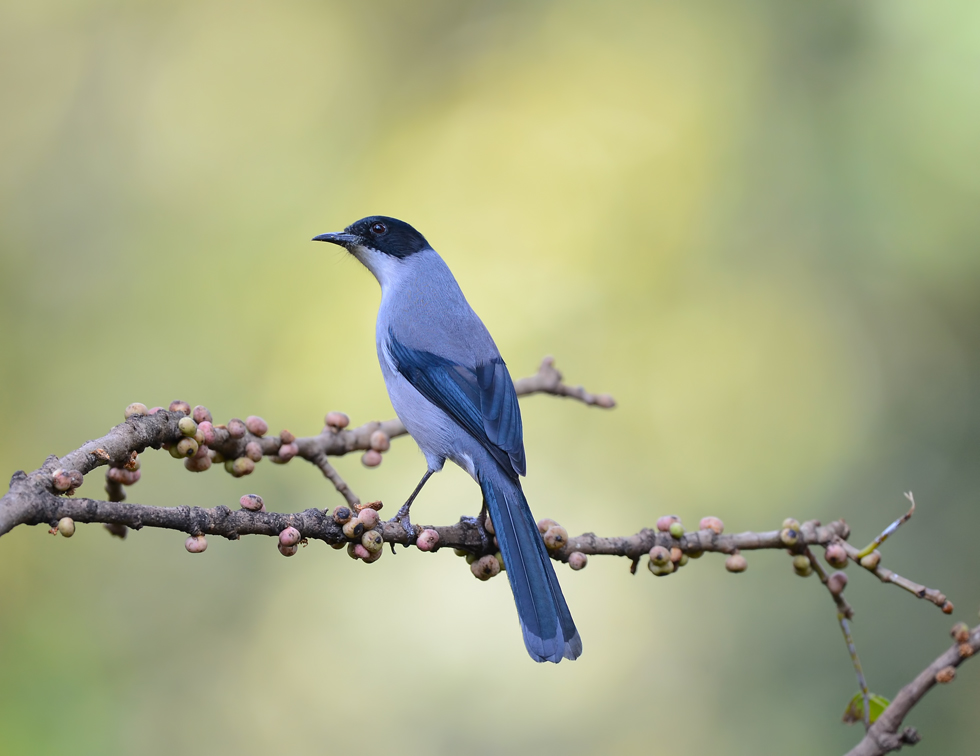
[480,468,582,663]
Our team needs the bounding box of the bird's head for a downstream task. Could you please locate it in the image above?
[313,215,429,262]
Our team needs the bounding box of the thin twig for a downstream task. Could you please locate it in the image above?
[856,492,916,559]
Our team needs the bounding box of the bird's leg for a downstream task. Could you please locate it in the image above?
[389,469,433,542]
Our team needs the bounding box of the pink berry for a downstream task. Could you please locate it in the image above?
[325,411,350,429]
[543,525,568,551]
[825,543,848,568]
[828,571,848,596]
[192,405,212,423]
[169,400,191,415]
[416,529,440,551]
[279,527,302,547]
[227,418,246,438]
[567,552,588,570]
[148,406,164,415]
[356,508,380,529]
[369,430,390,452]
[197,421,216,445]
[51,469,72,492]
[240,494,264,511]
[657,515,680,532]
[124,402,148,419]
[246,416,268,436]
[184,455,212,472]
[245,441,263,462]
[185,535,207,553]
[353,543,371,560]
[700,516,725,534]
[278,442,299,461]
[725,553,747,572]
[278,542,298,557]
[361,449,382,467]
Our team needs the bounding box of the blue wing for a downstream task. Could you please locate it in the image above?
[387,329,526,479]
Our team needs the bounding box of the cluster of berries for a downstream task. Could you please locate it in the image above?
[323,412,391,468]
[331,503,386,563]
[647,515,727,576]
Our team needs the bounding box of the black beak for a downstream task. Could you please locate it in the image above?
[312,232,359,247]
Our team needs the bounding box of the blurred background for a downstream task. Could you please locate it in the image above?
[2,0,979,753]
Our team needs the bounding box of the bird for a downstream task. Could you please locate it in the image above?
[313,215,582,663]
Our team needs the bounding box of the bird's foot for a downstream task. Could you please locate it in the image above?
[388,503,417,542]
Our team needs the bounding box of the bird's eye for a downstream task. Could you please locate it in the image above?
[370,222,387,235]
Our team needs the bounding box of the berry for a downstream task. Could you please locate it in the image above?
[416,529,440,551]
[343,520,365,540]
[278,443,298,461]
[942,601,955,614]
[246,416,268,436]
[170,445,185,459]
[657,515,680,532]
[176,437,199,458]
[279,527,302,547]
[484,516,495,535]
[325,411,350,429]
[700,516,724,534]
[148,407,164,415]
[280,429,296,444]
[828,571,849,596]
[677,553,689,567]
[192,405,212,423]
[245,441,263,462]
[361,450,382,467]
[184,455,212,472]
[536,518,559,534]
[231,457,255,477]
[792,554,813,577]
[361,530,384,553]
[543,525,568,551]
[782,518,801,531]
[780,527,799,547]
[51,469,72,492]
[649,545,670,566]
[332,506,352,524]
[648,559,674,576]
[670,547,683,564]
[859,551,881,570]
[240,494,264,511]
[825,543,848,568]
[68,470,84,489]
[227,418,246,438]
[169,400,191,415]
[125,402,148,419]
[352,543,371,560]
[185,535,207,553]
[568,552,588,570]
[471,554,501,580]
[362,547,383,564]
[57,517,75,537]
[369,430,390,452]
[725,553,747,572]
[356,508,379,529]
[178,416,198,437]
[278,542,298,557]
[669,521,685,539]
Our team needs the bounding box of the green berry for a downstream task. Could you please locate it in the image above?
[669,521,685,539]
[780,527,799,546]
[792,554,812,577]
[361,530,384,553]
[782,518,801,531]
[178,416,198,437]
[231,457,254,477]
[176,437,198,458]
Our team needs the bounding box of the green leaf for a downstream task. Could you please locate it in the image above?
[842,692,891,725]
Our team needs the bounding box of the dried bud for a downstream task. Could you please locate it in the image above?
[416,529,440,551]
[780,527,799,547]
[51,469,72,492]
[859,551,881,570]
[369,430,391,452]
[178,416,198,437]
[725,553,748,573]
[649,545,671,566]
[828,571,849,596]
[825,543,848,569]
[244,441,263,462]
[935,666,956,684]
[279,429,296,444]
[176,437,199,459]
[279,527,302,547]
[792,554,813,577]
[782,518,801,531]
[959,643,974,658]
[361,530,384,553]
[185,535,207,553]
[361,450,383,467]
[568,552,588,570]
[125,402,149,419]
[246,416,268,436]
[942,601,955,615]
[325,411,350,429]
[356,508,380,529]
[669,521,685,539]
[57,517,75,537]
[240,494,264,511]
[278,542,298,557]
[169,400,191,415]
[227,418,247,438]
[343,520,365,540]
[332,506,352,524]
[124,455,140,471]
[231,457,255,477]
[192,405,212,423]
[536,518,559,534]
[543,525,568,551]
[657,515,680,532]
[951,622,970,644]
[471,554,501,580]
[278,442,299,461]
[700,516,724,534]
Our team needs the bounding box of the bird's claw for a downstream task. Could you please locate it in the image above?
[389,503,416,541]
